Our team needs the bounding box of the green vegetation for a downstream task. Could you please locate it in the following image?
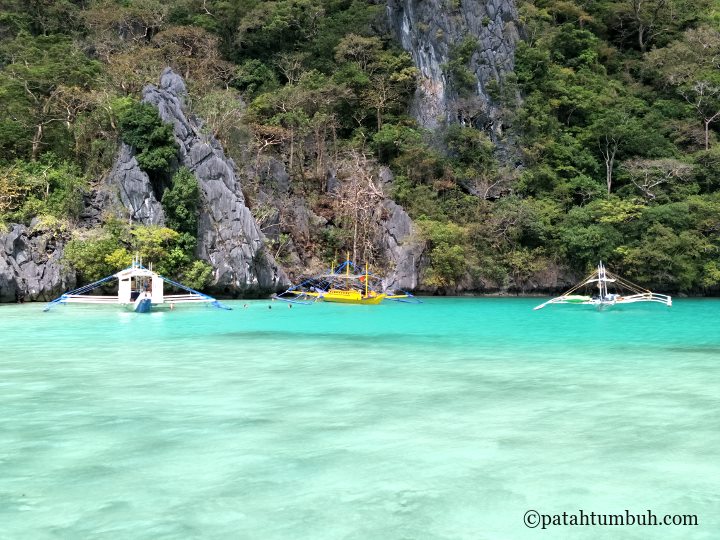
[0,155,87,224]
[1,0,719,294]
[162,167,200,236]
[64,219,211,290]
[118,102,177,176]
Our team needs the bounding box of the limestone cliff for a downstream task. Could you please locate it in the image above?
[379,199,424,291]
[111,68,287,295]
[386,0,520,134]
[105,144,165,225]
[0,224,75,303]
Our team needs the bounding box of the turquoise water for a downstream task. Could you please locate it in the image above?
[0,298,718,539]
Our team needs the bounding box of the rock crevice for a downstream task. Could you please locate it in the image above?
[387,0,520,133]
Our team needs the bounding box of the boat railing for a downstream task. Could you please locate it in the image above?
[163,294,214,303]
[62,295,119,304]
[617,292,672,306]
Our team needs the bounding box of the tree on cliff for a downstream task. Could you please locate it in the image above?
[0,33,101,159]
[648,26,720,150]
[117,101,177,176]
[332,151,384,264]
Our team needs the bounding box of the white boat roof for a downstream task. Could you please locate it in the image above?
[114,266,159,279]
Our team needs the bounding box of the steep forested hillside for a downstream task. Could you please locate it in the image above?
[1,0,719,299]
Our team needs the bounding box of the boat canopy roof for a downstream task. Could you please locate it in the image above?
[44,258,230,311]
[114,266,157,279]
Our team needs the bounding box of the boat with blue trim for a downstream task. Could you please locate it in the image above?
[44,256,230,313]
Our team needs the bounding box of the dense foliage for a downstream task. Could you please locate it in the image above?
[118,102,177,176]
[64,218,212,290]
[162,167,200,236]
[1,0,719,293]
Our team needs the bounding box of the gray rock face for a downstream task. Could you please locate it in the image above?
[78,188,112,228]
[386,0,520,133]
[258,157,291,194]
[106,144,165,225]
[140,68,287,294]
[379,200,425,291]
[0,224,75,303]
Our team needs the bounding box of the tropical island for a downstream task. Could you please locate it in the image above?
[1,0,719,303]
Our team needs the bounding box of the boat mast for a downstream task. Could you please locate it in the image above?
[365,262,369,298]
[598,261,608,299]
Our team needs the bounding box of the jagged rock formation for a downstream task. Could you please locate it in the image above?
[380,200,424,291]
[105,144,165,225]
[140,68,287,294]
[386,0,520,133]
[0,224,75,303]
[78,189,112,228]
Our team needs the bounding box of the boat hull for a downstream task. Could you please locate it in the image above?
[134,297,152,313]
[319,294,386,305]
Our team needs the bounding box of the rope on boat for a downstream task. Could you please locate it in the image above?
[534,263,671,310]
[271,293,314,305]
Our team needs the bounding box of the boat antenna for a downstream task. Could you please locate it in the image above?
[597,261,610,299]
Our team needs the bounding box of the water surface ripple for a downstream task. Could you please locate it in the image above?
[0,298,718,539]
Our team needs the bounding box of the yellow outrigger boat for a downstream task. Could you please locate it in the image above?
[273,257,418,306]
[300,287,387,305]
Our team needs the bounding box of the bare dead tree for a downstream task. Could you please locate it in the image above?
[250,123,288,177]
[621,158,693,199]
[333,151,384,263]
[275,52,307,85]
[681,81,720,150]
[472,167,516,200]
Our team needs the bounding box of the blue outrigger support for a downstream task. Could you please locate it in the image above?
[44,262,232,312]
[386,291,422,304]
[272,278,319,305]
[43,274,117,312]
[159,275,232,310]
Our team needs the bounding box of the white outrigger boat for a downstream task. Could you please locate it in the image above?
[44,257,230,313]
[534,262,672,311]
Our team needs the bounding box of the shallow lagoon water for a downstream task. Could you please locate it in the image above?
[0,298,718,539]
